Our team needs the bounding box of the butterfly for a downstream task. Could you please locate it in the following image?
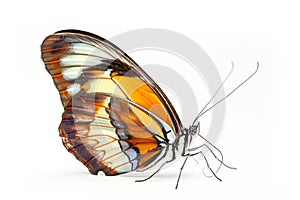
[41,29,256,188]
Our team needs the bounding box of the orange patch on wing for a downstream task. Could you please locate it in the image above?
[134,141,159,154]
[112,100,159,141]
[113,75,174,133]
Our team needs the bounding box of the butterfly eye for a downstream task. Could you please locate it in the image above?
[188,126,197,135]
[189,122,200,135]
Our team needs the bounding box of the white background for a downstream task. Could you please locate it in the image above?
[2,0,299,199]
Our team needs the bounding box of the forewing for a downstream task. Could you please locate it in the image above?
[41,30,181,134]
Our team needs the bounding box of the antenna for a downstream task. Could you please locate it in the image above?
[193,62,259,125]
[192,61,234,126]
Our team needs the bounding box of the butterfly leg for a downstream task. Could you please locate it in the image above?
[189,144,236,170]
[135,162,168,183]
[176,150,223,189]
[175,150,213,189]
[198,151,222,181]
[175,154,190,189]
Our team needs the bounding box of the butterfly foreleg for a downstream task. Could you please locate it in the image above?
[188,143,236,170]
[198,151,222,181]
[188,144,222,165]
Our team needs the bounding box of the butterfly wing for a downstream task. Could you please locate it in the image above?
[41,30,181,175]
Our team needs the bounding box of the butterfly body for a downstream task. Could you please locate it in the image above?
[41,30,198,176]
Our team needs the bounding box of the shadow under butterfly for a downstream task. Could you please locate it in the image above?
[41,29,258,189]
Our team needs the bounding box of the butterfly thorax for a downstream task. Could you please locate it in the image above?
[173,123,199,157]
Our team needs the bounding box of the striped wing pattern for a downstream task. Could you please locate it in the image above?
[41,30,181,175]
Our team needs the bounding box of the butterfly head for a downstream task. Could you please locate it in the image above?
[188,122,200,136]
